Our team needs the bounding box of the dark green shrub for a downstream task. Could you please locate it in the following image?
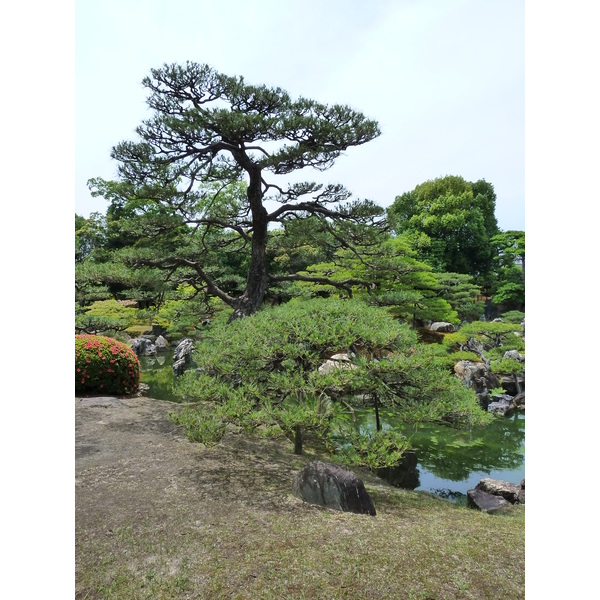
[172,298,490,463]
[75,335,140,395]
[500,310,525,324]
[336,428,411,470]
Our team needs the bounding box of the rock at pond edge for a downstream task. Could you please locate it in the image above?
[476,478,522,503]
[467,489,512,514]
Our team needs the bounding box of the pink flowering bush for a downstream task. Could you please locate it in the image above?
[75,335,140,395]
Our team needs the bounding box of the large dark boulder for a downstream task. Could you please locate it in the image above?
[172,338,196,376]
[467,489,512,514]
[500,375,525,395]
[468,477,525,512]
[509,391,525,414]
[292,461,376,516]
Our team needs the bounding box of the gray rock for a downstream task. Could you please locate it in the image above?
[503,349,524,362]
[130,337,157,356]
[488,397,512,416]
[318,353,357,375]
[429,321,455,332]
[518,478,525,503]
[292,461,376,516]
[79,397,127,408]
[454,361,500,396]
[512,392,525,408]
[467,488,512,513]
[491,392,513,404]
[500,375,525,395]
[173,338,196,376]
[155,335,169,352]
[476,478,522,503]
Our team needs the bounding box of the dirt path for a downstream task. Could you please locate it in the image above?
[75,395,321,597]
[76,395,309,522]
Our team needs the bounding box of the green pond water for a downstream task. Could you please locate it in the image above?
[349,408,524,502]
[139,350,525,502]
[138,350,177,402]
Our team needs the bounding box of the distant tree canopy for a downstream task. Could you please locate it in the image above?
[490,230,525,311]
[387,175,499,288]
[88,62,383,321]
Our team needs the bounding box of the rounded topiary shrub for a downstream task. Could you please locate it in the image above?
[75,335,140,395]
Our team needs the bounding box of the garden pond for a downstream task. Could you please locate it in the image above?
[139,350,524,504]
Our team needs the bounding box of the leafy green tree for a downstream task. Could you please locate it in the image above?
[75,213,107,262]
[500,310,525,324]
[492,230,525,278]
[89,62,382,320]
[490,357,524,394]
[430,272,484,322]
[75,252,170,308]
[387,175,499,287]
[491,230,525,311]
[75,298,140,334]
[290,236,454,323]
[289,236,484,326]
[151,285,223,340]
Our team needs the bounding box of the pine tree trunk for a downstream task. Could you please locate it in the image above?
[294,425,303,455]
[228,170,269,322]
[374,393,382,432]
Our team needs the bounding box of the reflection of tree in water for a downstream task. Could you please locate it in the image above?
[415,414,524,481]
[355,410,525,483]
[139,351,177,402]
[376,452,420,489]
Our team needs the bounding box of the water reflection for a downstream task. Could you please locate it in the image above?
[375,451,420,489]
[351,409,525,498]
[138,349,179,402]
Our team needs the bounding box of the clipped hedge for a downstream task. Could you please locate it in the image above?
[75,335,140,395]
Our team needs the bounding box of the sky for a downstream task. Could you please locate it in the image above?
[76,0,524,231]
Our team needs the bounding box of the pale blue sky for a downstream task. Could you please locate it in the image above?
[76,0,524,230]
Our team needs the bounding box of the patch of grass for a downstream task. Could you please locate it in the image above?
[125,324,153,336]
